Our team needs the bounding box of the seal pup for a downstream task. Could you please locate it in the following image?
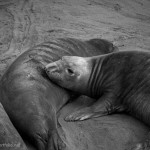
[0,38,117,150]
[45,50,150,150]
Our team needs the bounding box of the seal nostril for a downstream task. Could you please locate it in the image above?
[66,68,74,75]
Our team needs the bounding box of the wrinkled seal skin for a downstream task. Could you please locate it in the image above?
[0,103,27,150]
[45,50,150,150]
[0,38,117,150]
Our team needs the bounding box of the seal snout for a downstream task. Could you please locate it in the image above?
[45,62,59,74]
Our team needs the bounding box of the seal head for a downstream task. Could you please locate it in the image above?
[45,56,92,95]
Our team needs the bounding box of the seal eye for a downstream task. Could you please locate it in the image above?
[66,68,74,76]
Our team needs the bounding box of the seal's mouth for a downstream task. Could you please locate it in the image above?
[44,62,62,81]
[45,62,59,73]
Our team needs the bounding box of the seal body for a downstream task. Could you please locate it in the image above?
[45,50,150,150]
[0,103,27,150]
[0,38,117,150]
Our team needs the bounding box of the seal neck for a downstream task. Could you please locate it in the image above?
[87,55,104,98]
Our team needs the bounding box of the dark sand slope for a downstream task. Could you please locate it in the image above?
[0,0,150,150]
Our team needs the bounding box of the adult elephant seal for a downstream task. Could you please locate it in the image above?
[0,38,117,150]
[45,50,150,150]
[0,103,27,150]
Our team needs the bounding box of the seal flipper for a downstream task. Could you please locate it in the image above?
[129,135,150,150]
[48,130,66,150]
[65,93,124,122]
[65,107,96,121]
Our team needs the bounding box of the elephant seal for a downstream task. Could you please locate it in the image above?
[45,50,150,150]
[0,103,27,150]
[0,38,117,150]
